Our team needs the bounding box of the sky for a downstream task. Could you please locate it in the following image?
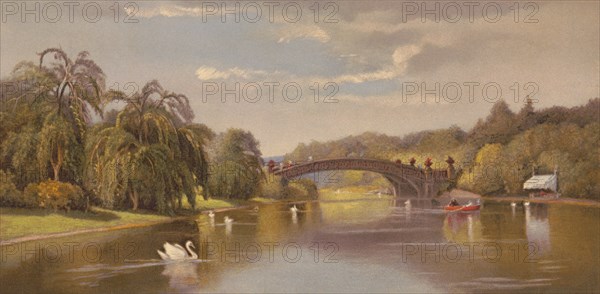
[1,1,599,156]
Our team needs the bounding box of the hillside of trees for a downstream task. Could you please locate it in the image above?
[0,48,281,214]
[285,98,599,200]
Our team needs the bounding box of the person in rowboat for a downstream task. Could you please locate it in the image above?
[449,198,460,207]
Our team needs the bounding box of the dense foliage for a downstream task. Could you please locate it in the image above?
[206,129,264,200]
[0,49,265,214]
[286,98,599,199]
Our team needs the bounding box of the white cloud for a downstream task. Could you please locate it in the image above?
[195,66,272,80]
[276,24,331,44]
[323,44,423,84]
[132,5,205,18]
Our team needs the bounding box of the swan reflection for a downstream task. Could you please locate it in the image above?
[162,262,200,291]
[224,216,234,235]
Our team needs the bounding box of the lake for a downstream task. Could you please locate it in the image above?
[1,196,598,293]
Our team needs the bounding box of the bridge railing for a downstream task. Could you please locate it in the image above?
[272,158,452,183]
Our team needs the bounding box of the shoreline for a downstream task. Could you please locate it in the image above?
[482,195,600,208]
[0,199,310,246]
[439,189,599,208]
[0,217,188,246]
[2,191,597,245]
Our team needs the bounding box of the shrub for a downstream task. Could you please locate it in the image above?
[26,180,86,212]
[0,170,31,207]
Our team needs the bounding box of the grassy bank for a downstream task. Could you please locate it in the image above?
[0,196,288,243]
[0,207,171,241]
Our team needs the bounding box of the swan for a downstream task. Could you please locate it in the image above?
[523,201,530,206]
[510,202,517,207]
[157,241,198,261]
[290,205,298,213]
[224,216,234,224]
[208,211,215,218]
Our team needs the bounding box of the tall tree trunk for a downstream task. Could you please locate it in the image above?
[52,165,61,181]
[51,143,64,181]
[130,189,139,210]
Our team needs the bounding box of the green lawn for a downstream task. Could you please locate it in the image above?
[0,192,363,241]
[193,197,250,210]
[0,196,269,241]
[0,207,170,241]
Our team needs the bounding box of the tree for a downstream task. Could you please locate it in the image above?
[85,81,212,213]
[468,100,517,147]
[1,49,108,183]
[115,80,194,143]
[208,129,264,200]
[516,96,537,132]
[458,143,505,194]
[37,48,106,139]
[37,113,82,182]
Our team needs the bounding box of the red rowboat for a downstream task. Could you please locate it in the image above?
[444,204,481,211]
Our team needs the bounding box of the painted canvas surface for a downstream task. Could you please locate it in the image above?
[0,1,599,293]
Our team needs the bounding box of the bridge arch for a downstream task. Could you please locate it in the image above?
[273,158,451,198]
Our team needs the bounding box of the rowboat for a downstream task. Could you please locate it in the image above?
[444,204,481,211]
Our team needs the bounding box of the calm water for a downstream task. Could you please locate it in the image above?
[1,197,599,293]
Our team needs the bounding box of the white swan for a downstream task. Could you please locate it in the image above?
[208,211,215,218]
[224,216,234,224]
[290,205,298,213]
[157,241,198,261]
[523,201,530,206]
[510,202,517,207]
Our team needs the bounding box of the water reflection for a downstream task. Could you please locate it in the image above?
[0,198,598,293]
[162,262,201,291]
[443,211,482,243]
[525,204,551,256]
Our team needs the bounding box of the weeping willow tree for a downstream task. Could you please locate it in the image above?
[37,113,83,182]
[176,123,215,201]
[85,81,213,214]
[1,48,106,184]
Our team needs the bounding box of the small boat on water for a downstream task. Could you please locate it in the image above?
[444,204,481,211]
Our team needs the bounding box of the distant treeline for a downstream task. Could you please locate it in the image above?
[285,98,599,199]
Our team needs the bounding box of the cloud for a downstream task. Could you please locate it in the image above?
[325,43,423,84]
[196,66,254,80]
[195,66,275,80]
[275,24,331,44]
[130,4,205,18]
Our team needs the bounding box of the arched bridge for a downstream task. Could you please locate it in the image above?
[273,158,456,198]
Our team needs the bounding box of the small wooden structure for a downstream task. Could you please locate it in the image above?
[523,167,559,198]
